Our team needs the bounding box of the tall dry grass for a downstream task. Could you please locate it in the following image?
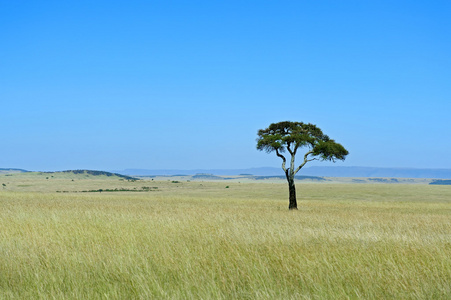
[0,183,450,299]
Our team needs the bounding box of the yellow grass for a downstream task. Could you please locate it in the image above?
[0,179,450,299]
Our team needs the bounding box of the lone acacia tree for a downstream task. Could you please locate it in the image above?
[257,121,349,210]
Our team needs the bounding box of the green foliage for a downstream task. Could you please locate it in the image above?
[312,139,349,162]
[142,186,158,190]
[57,187,159,193]
[257,121,349,163]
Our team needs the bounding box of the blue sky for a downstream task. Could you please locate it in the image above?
[1,1,450,171]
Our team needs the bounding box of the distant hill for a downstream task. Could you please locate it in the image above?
[114,167,285,176]
[0,168,29,174]
[54,170,139,180]
[430,179,451,185]
[114,166,451,179]
[254,175,326,181]
[302,166,451,179]
[4,166,450,179]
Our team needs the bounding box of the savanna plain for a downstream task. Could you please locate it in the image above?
[1,172,450,299]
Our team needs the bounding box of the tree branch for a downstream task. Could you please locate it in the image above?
[294,150,315,175]
[275,149,287,172]
[286,142,293,155]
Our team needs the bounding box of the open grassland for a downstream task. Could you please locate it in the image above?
[0,179,450,299]
[0,171,434,192]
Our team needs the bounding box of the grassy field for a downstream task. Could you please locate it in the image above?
[0,175,450,299]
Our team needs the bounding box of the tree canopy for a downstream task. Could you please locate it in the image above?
[257,121,348,171]
[257,121,349,209]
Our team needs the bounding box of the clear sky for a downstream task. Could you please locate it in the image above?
[1,1,450,171]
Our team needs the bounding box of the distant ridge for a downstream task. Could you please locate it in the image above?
[3,167,451,179]
[0,168,29,174]
[114,166,451,179]
[0,168,29,172]
[114,167,285,176]
[303,166,451,179]
[53,170,139,180]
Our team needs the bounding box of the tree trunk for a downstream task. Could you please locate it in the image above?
[286,172,298,210]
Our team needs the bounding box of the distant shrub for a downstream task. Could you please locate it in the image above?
[142,187,158,190]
